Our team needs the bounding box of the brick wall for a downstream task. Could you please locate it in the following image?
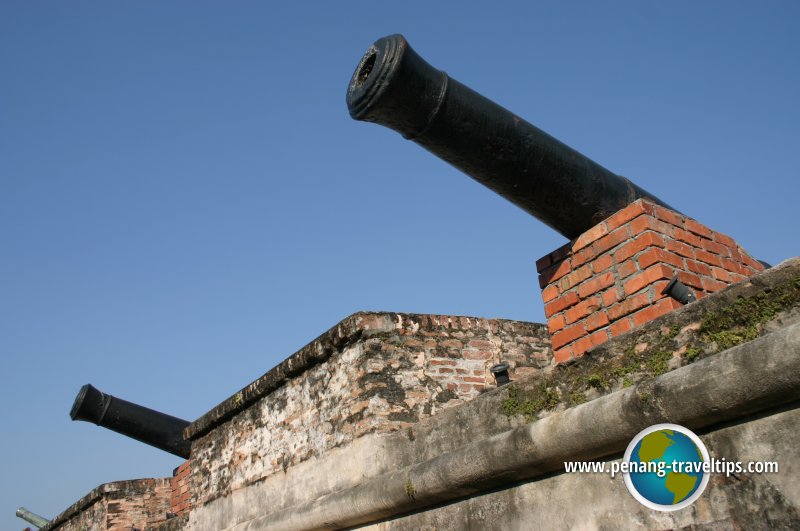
[170,461,191,517]
[185,312,552,509]
[40,479,171,531]
[414,314,552,398]
[537,199,765,363]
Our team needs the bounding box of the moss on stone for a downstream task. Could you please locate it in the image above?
[569,391,587,405]
[586,374,607,390]
[405,479,416,500]
[498,273,800,425]
[698,277,800,352]
[502,384,559,422]
[684,347,702,363]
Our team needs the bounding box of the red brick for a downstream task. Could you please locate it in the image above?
[630,215,675,238]
[585,311,610,332]
[711,267,732,282]
[714,232,737,248]
[617,259,638,279]
[623,264,673,296]
[571,335,595,357]
[700,238,731,257]
[653,205,685,228]
[557,264,593,292]
[564,296,602,325]
[472,384,485,392]
[666,239,695,259]
[463,376,485,383]
[553,347,573,364]
[547,314,566,334]
[685,259,712,277]
[637,248,684,270]
[702,277,728,292]
[590,329,610,346]
[592,227,630,255]
[674,228,704,247]
[467,339,493,349]
[550,242,573,263]
[631,298,683,327]
[602,288,620,306]
[541,283,560,303]
[722,259,751,277]
[651,279,671,300]
[614,232,666,263]
[740,253,765,272]
[544,291,580,318]
[430,359,457,366]
[684,218,714,239]
[437,368,454,374]
[464,350,492,360]
[577,272,615,299]
[605,200,655,231]
[677,270,704,290]
[609,317,633,336]
[535,253,553,272]
[573,221,609,251]
[694,249,724,268]
[592,253,614,273]
[538,258,572,287]
[607,292,650,321]
[571,245,597,268]
[551,323,586,350]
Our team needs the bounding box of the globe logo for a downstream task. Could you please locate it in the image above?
[623,423,710,511]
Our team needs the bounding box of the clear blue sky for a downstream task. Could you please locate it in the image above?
[2,2,797,527]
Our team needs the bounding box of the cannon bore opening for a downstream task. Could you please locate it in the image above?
[355,48,377,87]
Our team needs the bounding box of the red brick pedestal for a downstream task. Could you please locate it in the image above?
[537,199,765,363]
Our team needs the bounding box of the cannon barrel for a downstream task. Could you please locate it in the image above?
[16,507,49,528]
[70,383,190,458]
[347,34,676,239]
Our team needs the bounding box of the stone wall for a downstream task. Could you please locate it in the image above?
[185,312,551,510]
[40,479,171,531]
[185,258,800,530]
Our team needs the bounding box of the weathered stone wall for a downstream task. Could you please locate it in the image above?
[186,312,551,509]
[41,479,171,531]
[185,258,800,530]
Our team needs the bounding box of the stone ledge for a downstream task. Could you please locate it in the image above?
[41,478,170,531]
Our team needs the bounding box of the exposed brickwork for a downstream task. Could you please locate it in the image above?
[537,199,765,363]
[40,479,171,531]
[170,461,192,517]
[186,312,551,508]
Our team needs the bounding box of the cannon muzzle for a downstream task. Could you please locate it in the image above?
[347,34,676,239]
[16,507,49,528]
[70,383,191,458]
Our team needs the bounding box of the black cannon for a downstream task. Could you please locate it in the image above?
[347,34,675,240]
[70,383,191,458]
